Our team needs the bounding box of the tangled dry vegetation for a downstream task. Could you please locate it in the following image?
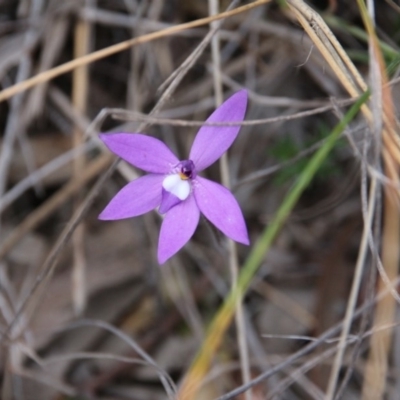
[1,0,400,399]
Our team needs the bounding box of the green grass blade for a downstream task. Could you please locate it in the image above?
[179,90,369,400]
[237,90,370,296]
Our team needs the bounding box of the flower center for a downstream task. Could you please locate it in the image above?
[178,159,196,180]
[162,174,190,200]
[159,160,196,214]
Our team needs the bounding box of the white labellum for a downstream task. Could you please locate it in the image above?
[162,174,191,200]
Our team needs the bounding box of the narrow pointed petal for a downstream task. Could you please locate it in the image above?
[189,90,248,171]
[193,177,249,245]
[99,174,163,220]
[158,195,200,264]
[100,133,179,173]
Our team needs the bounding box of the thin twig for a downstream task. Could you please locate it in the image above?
[71,0,91,316]
[325,177,377,399]
[110,97,356,126]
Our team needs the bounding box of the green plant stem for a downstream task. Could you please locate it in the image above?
[182,90,370,398]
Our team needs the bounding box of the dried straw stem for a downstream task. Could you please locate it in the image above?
[285,1,400,399]
[71,4,91,316]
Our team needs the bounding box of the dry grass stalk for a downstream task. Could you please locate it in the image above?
[289,0,399,399]
[356,1,400,399]
[362,190,399,400]
[0,0,271,104]
[71,3,91,316]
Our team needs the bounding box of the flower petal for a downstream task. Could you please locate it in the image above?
[193,177,249,245]
[99,174,163,220]
[159,189,181,214]
[189,90,248,171]
[100,133,179,173]
[158,195,200,264]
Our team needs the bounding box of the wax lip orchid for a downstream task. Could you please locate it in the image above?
[99,90,249,264]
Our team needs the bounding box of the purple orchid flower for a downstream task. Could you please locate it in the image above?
[99,90,249,264]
